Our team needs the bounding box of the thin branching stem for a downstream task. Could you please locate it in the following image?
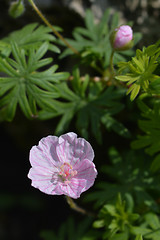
[28,0,79,55]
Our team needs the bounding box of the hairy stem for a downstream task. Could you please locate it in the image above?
[28,0,79,55]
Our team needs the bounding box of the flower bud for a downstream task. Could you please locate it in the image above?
[9,1,25,18]
[110,25,133,51]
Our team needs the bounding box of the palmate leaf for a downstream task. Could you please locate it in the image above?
[131,99,160,172]
[1,23,60,57]
[131,213,160,240]
[0,41,69,121]
[116,42,160,101]
[39,68,127,143]
[58,9,141,71]
[85,148,160,210]
[76,84,127,143]
[93,193,139,240]
[36,62,129,141]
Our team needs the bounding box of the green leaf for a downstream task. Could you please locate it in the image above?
[145,212,160,230]
[2,23,59,56]
[131,226,150,236]
[135,235,143,240]
[131,99,160,170]
[116,44,160,100]
[18,83,33,118]
[85,10,96,41]
[55,105,76,135]
[85,148,160,210]
[0,41,68,121]
[58,9,141,72]
[101,114,131,138]
[150,154,160,172]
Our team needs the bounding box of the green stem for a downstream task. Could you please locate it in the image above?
[90,62,103,75]
[66,196,95,217]
[108,50,117,84]
[28,0,79,55]
[110,50,115,75]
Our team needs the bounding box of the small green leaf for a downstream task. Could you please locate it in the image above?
[93,220,105,229]
[135,234,143,240]
[150,154,160,172]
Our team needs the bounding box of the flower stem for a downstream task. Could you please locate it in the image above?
[108,50,117,84]
[28,0,79,55]
[66,196,95,217]
[110,50,115,75]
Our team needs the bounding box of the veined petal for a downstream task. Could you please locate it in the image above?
[56,132,94,166]
[74,159,97,191]
[59,178,86,199]
[28,168,59,195]
[58,132,77,144]
[29,145,59,173]
[38,135,60,162]
[28,132,97,198]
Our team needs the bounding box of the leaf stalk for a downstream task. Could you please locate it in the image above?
[28,0,79,55]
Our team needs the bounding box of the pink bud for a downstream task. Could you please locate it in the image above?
[110,25,133,51]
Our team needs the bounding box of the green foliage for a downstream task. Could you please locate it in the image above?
[2,4,160,240]
[58,9,141,72]
[0,23,60,57]
[131,212,160,240]
[135,235,143,240]
[40,212,144,240]
[39,68,130,143]
[40,216,99,240]
[131,98,160,172]
[93,193,139,240]
[85,147,160,211]
[8,0,25,18]
[0,41,69,121]
[116,42,160,100]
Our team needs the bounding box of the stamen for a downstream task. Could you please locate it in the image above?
[58,162,77,182]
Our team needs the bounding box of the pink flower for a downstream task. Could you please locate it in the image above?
[110,25,133,51]
[28,132,97,199]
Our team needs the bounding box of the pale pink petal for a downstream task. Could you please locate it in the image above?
[28,132,97,198]
[114,25,133,49]
[74,159,97,191]
[29,135,61,174]
[38,135,60,162]
[29,146,59,174]
[28,168,59,194]
[59,132,77,144]
[59,178,86,199]
[56,132,94,166]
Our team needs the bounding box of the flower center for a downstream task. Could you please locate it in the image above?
[59,162,77,183]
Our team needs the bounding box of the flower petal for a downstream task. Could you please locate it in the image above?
[29,136,60,174]
[28,132,97,198]
[38,135,60,162]
[56,132,94,166]
[74,159,97,191]
[59,178,86,199]
[28,168,59,195]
